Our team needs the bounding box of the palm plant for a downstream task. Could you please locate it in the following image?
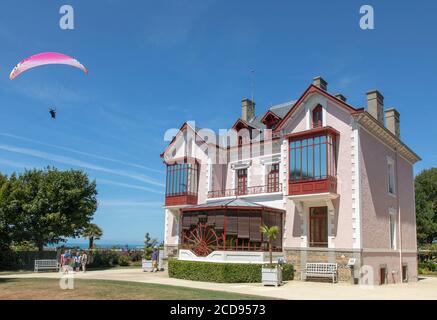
[260,225,279,266]
[82,223,103,249]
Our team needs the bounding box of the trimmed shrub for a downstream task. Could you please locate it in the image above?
[88,250,120,268]
[0,250,57,271]
[168,259,294,283]
[118,255,131,266]
[282,263,294,280]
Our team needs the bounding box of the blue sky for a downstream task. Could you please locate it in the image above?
[0,0,436,244]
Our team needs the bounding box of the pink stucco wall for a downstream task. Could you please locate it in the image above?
[359,128,416,251]
[359,128,417,283]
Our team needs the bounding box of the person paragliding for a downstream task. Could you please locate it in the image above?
[49,108,57,119]
[9,52,88,118]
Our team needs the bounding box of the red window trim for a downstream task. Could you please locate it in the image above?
[267,163,280,193]
[309,206,328,247]
[312,105,323,128]
[237,168,247,195]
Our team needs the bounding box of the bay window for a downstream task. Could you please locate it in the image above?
[287,127,338,195]
[166,162,199,197]
[289,133,337,182]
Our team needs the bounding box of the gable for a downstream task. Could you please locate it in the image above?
[274,85,363,133]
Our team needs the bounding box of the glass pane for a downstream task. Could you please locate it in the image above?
[315,142,320,178]
[302,143,307,180]
[308,142,314,179]
[320,142,327,178]
[290,149,295,181]
[295,144,301,181]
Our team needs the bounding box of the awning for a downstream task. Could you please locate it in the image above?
[180,198,284,214]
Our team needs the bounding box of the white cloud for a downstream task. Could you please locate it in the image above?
[0,144,165,188]
[0,132,164,174]
[0,159,36,169]
[98,199,163,207]
[97,178,164,195]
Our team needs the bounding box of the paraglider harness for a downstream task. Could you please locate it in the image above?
[49,108,57,119]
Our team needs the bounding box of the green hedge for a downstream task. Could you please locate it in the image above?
[0,250,58,271]
[168,259,294,283]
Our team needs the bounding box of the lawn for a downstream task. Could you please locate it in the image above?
[0,278,273,300]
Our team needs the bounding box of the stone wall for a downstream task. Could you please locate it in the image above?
[284,248,361,282]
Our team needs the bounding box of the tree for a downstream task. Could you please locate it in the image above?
[0,173,27,251]
[4,167,98,251]
[143,232,158,259]
[82,223,103,249]
[415,168,437,245]
[260,225,279,266]
[144,232,158,249]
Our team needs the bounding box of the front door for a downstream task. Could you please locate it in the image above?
[309,206,328,247]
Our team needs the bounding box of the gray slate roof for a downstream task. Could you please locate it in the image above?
[247,100,295,130]
[185,198,283,211]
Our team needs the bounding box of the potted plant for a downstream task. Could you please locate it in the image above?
[260,225,282,286]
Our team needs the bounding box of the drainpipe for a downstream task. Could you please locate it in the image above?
[395,148,403,283]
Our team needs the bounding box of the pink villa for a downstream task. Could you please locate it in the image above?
[160,76,420,285]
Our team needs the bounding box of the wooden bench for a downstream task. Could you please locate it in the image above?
[34,259,60,272]
[303,262,338,283]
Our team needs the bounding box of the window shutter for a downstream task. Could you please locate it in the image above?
[238,212,250,239]
[182,215,191,230]
[206,214,215,226]
[250,215,262,241]
[227,213,238,235]
[215,212,224,230]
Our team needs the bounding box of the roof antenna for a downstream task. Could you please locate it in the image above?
[250,69,255,104]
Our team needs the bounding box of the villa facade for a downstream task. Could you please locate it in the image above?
[160,76,420,284]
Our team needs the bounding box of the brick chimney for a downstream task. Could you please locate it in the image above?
[241,98,255,122]
[385,108,400,138]
[366,90,384,124]
[335,93,347,102]
[313,76,328,91]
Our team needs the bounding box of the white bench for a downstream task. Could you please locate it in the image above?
[34,259,60,272]
[303,262,338,283]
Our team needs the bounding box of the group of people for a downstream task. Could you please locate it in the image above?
[60,250,88,273]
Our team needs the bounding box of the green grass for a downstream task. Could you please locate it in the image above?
[0,278,275,300]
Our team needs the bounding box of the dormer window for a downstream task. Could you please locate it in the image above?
[261,111,280,130]
[312,105,323,128]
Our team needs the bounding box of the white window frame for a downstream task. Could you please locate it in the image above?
[387,156,396,196]
[389,208,397,250]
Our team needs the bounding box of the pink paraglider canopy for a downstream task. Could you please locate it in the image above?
[9,52,88,80]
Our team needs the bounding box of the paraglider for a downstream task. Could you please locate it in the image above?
[9,52,88,119]
[49,108,57,119]
[9,52,88,80]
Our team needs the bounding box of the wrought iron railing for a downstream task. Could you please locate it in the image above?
[207,183,282,199]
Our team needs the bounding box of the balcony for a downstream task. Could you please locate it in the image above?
[165,193,198,206]
[288,176,337,196]
[208,183,282,199]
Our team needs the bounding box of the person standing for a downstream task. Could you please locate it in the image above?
[81,251,88,273]
[63,250,72,273]
[74,251,81,272]
[151,246,159,272]
[59,251,65,273]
